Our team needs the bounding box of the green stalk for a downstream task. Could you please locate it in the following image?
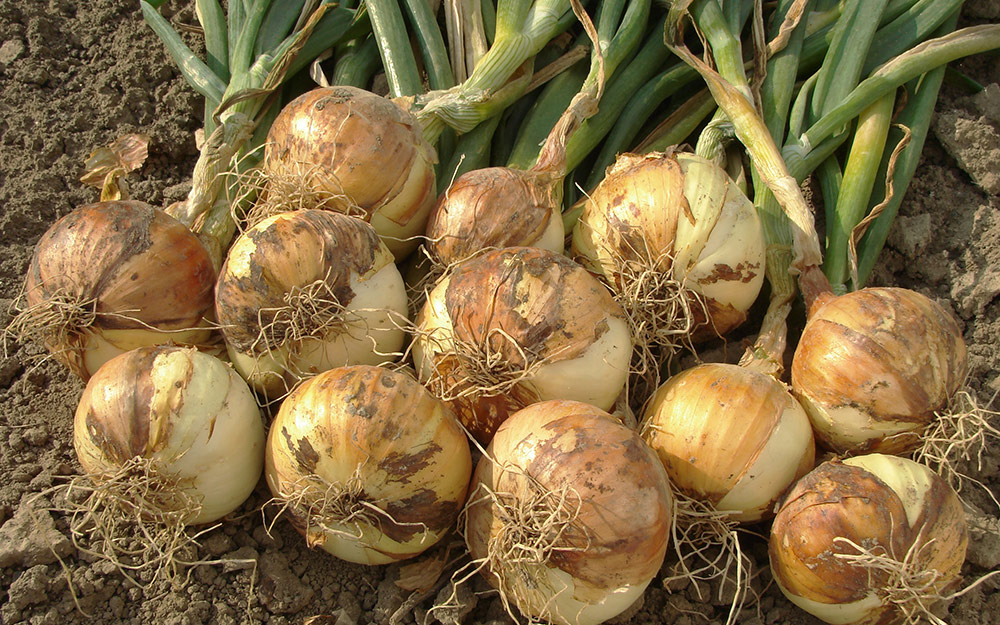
[332,35,382,87]
[632,88,716,155]
[861,0,964,75]
[402,0,456,90]
[823,92,894,291]
[367,0,423,96]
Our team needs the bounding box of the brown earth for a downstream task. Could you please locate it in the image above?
[1,1,998,624]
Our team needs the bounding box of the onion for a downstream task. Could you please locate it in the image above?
[74,345,264,526]
[411,246,632,444]
[12,201,215,380]
[641,362,815,523]
[791,287,968,455]
[215,209,408,398]
[261,86,437,259]
[265,365,472,565]
[465,399,673,625]
[571,151,765,349]
[424,166,565,267]
[770,454,968,625]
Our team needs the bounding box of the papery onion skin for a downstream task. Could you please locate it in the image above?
[264,86,437,259]
[769,454,967,625]
[425,167,565,266]
[265,365,472,565]
[412,247,632,444]
[791,287,968,455]
[571,151,765,340]
[466,400,673,625]
[641,363,815,523]
[215,210,408,397]
[74,345,265,525]
[23,201,215,380]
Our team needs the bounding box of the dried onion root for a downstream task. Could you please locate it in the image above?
[265,365,472,565]
[464,400,673,625]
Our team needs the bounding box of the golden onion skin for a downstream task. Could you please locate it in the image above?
[265,365,472,565]
[74,346,265,525]
[641,363,816,523]
[412,247,632,444]
[791,287,968,455]
[264,86,437,259]
[769,455,967,625]
[24,201,215,380]
[571,151,765,340]
[425,167,565,266]
[215,210,408,397]
[466,400,673,625]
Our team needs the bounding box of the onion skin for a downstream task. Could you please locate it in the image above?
[425,167,565,266]
[264,86,437,259]
[412,247,632,444]
[571,151,765,340]
[265,365,472,565]
[466,400,673,625]
[769,455,967,625]
[74,345,265,525]
[791,287,968,455]
[24,201,215,380]
[641,363,815,523]
[215,210,408,397]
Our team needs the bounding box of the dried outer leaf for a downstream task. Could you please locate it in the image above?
[80,134,151,201]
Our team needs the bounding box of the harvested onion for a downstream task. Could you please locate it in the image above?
[770,454,967,625]
[791,287,968,455]
[571,151,765,345]
[265,365,472,565]
[13,201,215,380]
[74,345,265,526]
[215,209,408,397]
[465,399,673,625]
[641,362,815,523]
[412,246,632,444]
[261,86,437,259]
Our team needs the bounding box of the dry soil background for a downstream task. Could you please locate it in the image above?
[0,1,999,624]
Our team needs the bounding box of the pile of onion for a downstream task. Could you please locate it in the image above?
[260,86,438,259]
[11,201,215,380]
[411,246,632,444]
[215,209,408,397]
[265,365,472,565]
[465,399,673,625]
[770,454,968,625]
[791,286,968,455]
[571,150,766,352]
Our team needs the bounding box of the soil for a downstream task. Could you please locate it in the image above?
[1,1,998,624]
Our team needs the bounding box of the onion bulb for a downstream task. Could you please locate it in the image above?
[74,345,265,526]
[571,151,765,347]
[465,399,673,625]
[411,246,632,444]
[215,209,408,397]
[265,365,472,564]
[641,363,815,523]
[13,201,215,380]
[261,86,437,259]
[770,454,967,625]
[424,167,565,267]
[791,287,968,455]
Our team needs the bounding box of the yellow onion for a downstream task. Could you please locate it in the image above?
[74,345,265,525]
[465,399,673,625]
[791,287,968,455]
[265,365,472,565]
[571,151,765,344]
[641,363,815,523]
[424,167,565,267]
[411,247,632,444]
[770,454,968,625]
[215,210,408,397]
[15,201,215,380]
[262,86,437,259]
